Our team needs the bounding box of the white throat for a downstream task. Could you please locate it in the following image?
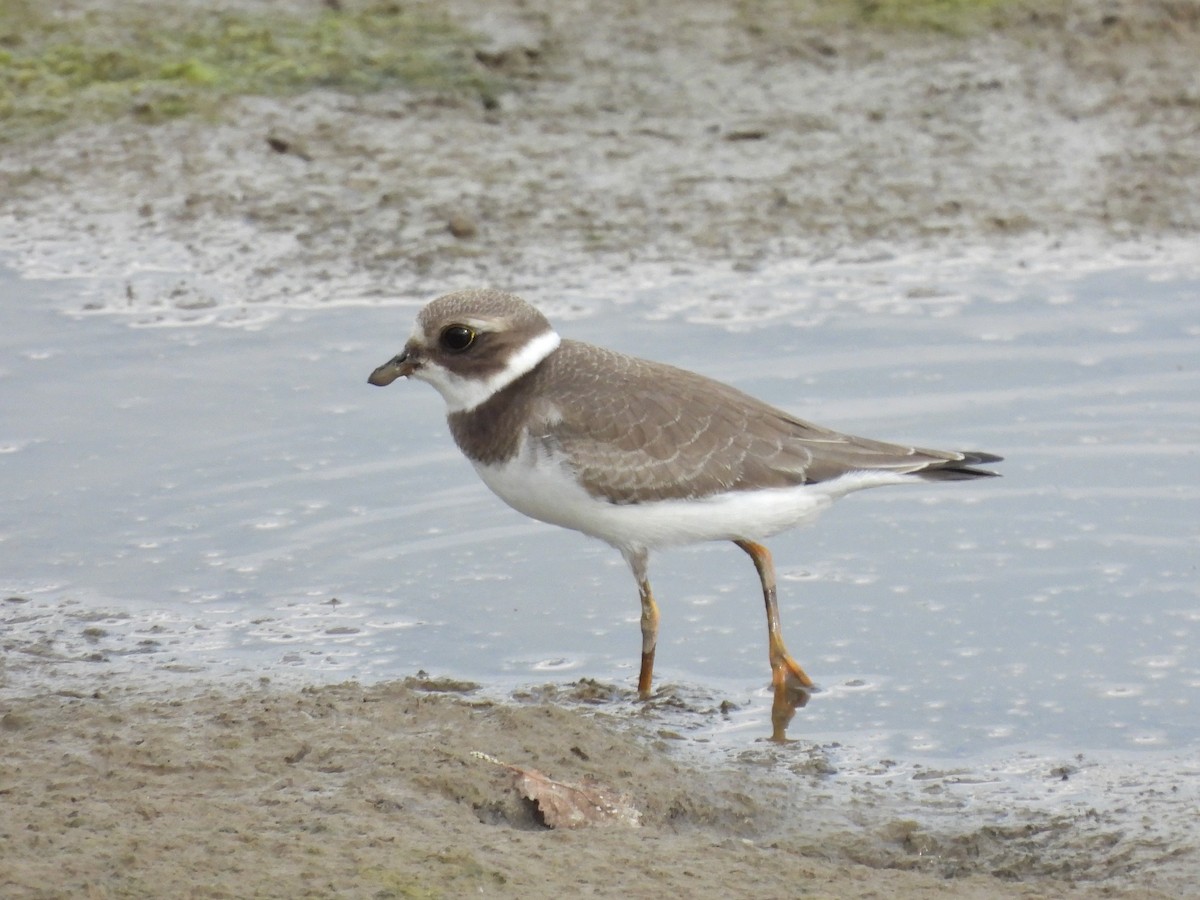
[420,329,561,413]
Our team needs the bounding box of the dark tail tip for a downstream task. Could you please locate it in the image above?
[922,451,1003,481]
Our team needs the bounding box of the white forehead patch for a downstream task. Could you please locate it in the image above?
[415,328,561,413]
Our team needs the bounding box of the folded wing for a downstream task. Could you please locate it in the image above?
[536,341,1000,504]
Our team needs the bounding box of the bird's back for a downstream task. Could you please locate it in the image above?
[454,339,1000,506]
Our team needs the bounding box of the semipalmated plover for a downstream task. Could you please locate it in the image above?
[369,289,1001,741]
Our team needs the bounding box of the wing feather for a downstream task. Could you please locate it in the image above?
[519,341,998,505]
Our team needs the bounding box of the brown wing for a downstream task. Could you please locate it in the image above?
[529,340,998,504]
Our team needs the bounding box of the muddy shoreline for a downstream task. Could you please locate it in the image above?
[3,676,1194,899]
[2,1,1198,323]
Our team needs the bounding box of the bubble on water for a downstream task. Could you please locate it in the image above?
[1100,684,1144,699]
[531,657,581,672]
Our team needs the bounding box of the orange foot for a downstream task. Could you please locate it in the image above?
[768,662,815,743]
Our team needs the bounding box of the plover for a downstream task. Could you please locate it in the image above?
[369,289,1001,741]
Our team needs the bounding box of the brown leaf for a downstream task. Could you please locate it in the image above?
[472,752,642,829]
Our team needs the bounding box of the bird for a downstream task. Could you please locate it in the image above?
[368,289,1001,741]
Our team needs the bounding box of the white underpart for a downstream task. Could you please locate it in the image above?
[414,328,562,413]
[473,439,915,551]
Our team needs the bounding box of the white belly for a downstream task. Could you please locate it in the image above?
[471,449,904,552]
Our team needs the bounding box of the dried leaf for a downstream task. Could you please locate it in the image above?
[472,752,642,829]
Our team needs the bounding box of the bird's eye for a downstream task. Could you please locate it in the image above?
[439,325,476,352]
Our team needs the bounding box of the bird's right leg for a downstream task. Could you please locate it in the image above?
[735,539,814,741]
[623,548,659,699]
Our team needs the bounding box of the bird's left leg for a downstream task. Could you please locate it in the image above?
[623,547,659,699]
[734,539,814,742]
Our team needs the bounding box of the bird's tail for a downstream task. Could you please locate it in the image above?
[915,451,1003,481]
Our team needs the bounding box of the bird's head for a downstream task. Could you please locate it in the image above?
[368,289,561,413]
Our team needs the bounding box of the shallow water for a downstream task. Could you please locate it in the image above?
[2,248,1198,761]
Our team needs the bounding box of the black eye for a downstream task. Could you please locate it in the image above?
[439,325,476,352]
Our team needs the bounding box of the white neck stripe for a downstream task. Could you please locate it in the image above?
[434,329,561,413]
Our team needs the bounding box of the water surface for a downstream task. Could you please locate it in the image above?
[2,250,1197,761]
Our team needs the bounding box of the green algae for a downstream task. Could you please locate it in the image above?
[738,0,1060,37]
[0,1,494,140]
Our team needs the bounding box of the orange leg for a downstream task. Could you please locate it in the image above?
[624,548,659,699]
[735,540,814,742]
